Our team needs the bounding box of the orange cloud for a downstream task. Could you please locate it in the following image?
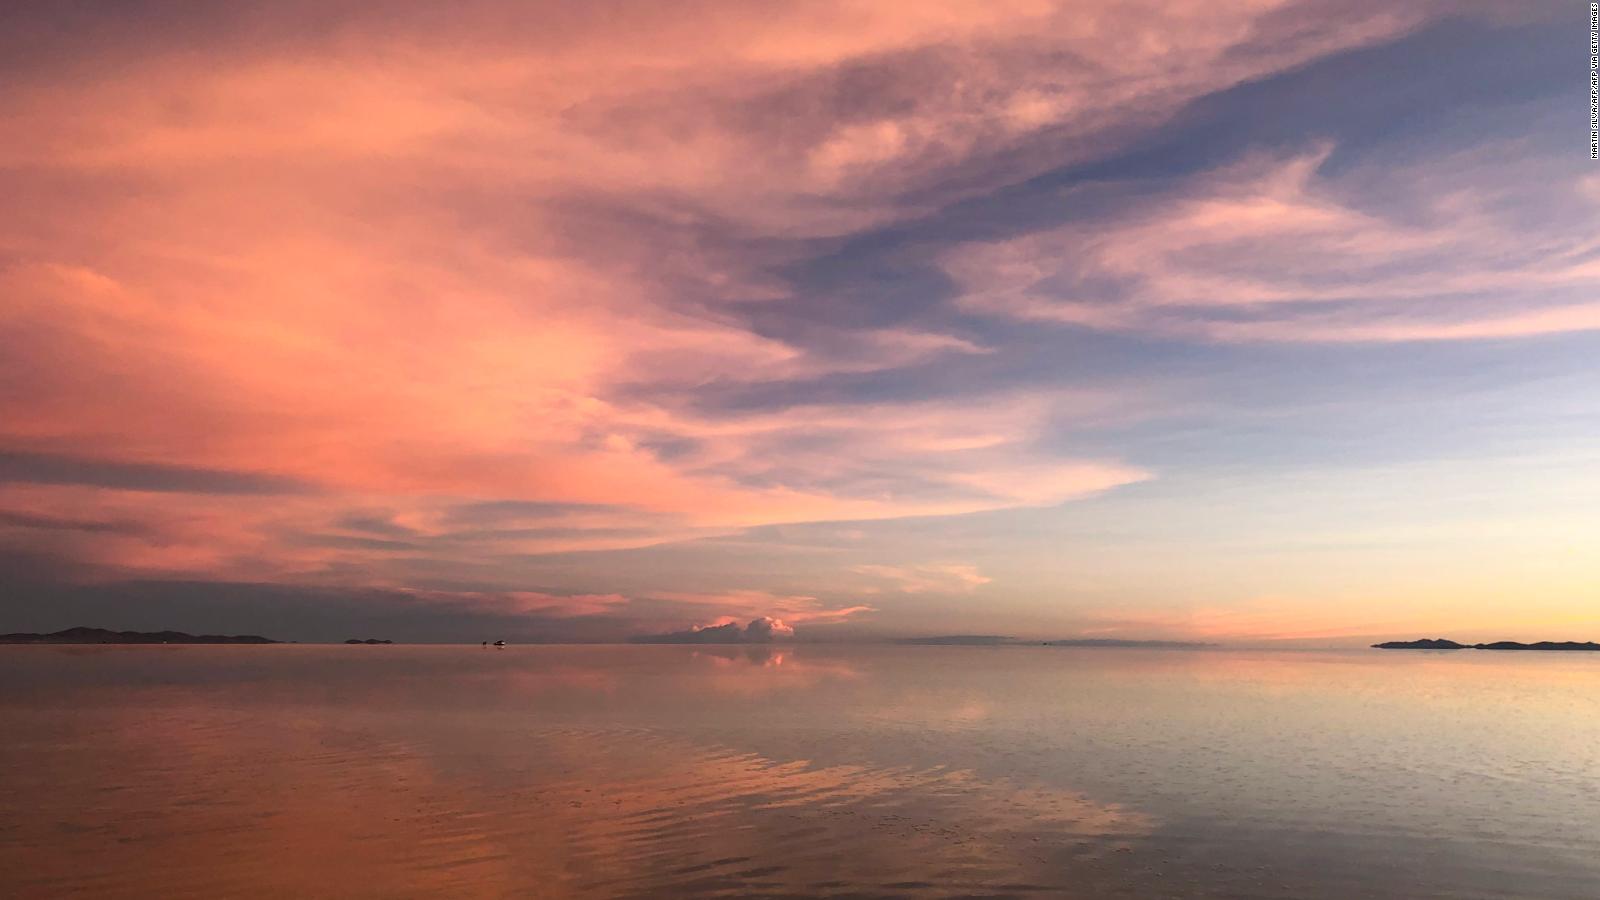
[851,563,990,594]
[643,590,873,627]
[0,1,1514,633]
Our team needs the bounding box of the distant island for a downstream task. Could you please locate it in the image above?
[0,626,280,644]
[900,635,1214,648]
[1373,638,1600,651]
[344,638,393,644]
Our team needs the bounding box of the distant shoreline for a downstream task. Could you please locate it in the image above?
[896,636,1215,648]
[0,627,280,645]
[8,628,1594,651]
[1373,638,1600,651]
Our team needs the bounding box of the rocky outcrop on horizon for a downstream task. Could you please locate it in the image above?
[1372,638,1470,649]
[1473,640,1600,651]
[1373,638,1600,651]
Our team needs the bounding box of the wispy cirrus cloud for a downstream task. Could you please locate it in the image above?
[851,563,991,594]
[949,141,1600,342]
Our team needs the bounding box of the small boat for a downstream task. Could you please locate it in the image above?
[493,640,506,647]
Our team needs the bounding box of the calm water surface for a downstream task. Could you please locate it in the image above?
[2,645,1598,898]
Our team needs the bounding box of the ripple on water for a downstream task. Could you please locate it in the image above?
[2,645,1599,898]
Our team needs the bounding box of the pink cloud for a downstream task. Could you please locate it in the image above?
[949,143,1600,343]
[396,590,631,619]
[643,590,873,627]
[0,0,1515,629]
[632,616,796,643]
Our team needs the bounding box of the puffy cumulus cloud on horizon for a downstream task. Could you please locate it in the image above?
[632,616,798,644]
[744,616,797,642]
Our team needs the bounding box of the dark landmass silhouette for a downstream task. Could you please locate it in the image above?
[1374,638,1600,651]
[0,626,279,644]
[1373,638,1469,649]
[344,638,394,644]
[1475,641,1600,651]
[900,635,1214,648]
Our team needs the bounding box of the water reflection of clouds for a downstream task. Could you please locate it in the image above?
[684,646,863,696]
[2,676,1152,898]
[535,727,1153,896]
[2,701,534,897]
[13,647,1598,897]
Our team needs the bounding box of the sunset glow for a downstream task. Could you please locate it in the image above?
[1,2,1595,644]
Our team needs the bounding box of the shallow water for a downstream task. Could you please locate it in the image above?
[2,645,1598,898]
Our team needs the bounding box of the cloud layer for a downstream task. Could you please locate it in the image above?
[0,2,1592,641]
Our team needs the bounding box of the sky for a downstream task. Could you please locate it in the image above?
[0,1,1596,644]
